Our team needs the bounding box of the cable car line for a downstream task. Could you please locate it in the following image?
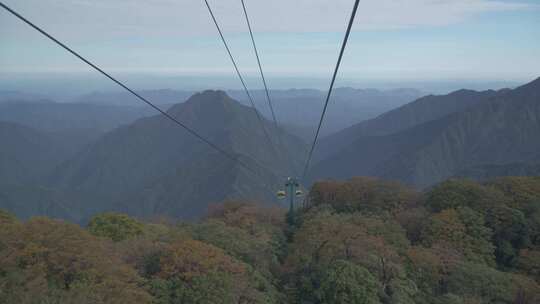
[0,1,273,180]
[203,0,280,163]
[240,0,278,129]
[301,0,361,181]
[239,0,283,153]
[239,0,299,179]
[0,1,288,199]
[2,0,362,203]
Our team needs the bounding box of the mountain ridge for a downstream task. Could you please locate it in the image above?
[311,77,540,188]
[314,88,503,161]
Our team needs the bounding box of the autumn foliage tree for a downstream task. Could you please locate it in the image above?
[2,176,540,304]
[294,177,540,304]
[309,177,420,216]
[0,217,152,303]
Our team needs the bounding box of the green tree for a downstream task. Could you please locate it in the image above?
[318,260,380,304]
[407,246,445,297]
[524,201,540,246]
[486,177,540,209]
[88,212,144,242]
[447,262,520,303]
[187,219,284,279]
[426,179,505,213]
[516,248,540,281]
[284,210,412,303]
[150,272,235,304]
[486,206,529,267]
[422,207,495,265]
[0,209,16,224]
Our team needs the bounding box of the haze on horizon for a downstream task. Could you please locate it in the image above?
[1,0,539,95]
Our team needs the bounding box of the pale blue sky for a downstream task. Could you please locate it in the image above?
[0,0,539,91]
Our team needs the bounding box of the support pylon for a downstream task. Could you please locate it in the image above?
[285,177,300,225]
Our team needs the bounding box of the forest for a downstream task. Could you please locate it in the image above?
[1,176,539,304]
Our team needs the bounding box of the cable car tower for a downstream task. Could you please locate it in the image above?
[277,177,303,224]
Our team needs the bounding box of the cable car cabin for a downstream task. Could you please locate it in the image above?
[277,190,286,199]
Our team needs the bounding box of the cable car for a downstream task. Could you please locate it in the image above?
[277,190,286,199]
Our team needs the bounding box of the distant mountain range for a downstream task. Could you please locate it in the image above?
[231,88,425,137]
[310,77,540,188]
[0,101,157,156]
[0,78,538,221]
[75,89,193,106]
[0,90,50,103]
[74,87,424,137]
[3,87,424,140]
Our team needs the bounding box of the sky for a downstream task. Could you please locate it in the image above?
[0,0,539,92]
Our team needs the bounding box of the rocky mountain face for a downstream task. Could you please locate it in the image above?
[311,77,540,188]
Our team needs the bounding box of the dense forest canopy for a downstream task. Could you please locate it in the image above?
[1,176,539,303]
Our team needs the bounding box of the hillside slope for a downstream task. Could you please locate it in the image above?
[311,77,540,187]
[0,122,81,221]
[0,121,69,185]
[315,88,502,161]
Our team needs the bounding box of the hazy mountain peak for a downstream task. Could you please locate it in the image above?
[167,90,246,120]
[181,90,238,109]
[189,90,231,103]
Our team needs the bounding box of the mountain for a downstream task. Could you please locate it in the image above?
[50,91,307,219]
[75,89,193,106]
[0,90,50,103]
[0,101,157,155]
[0,121,98,221]
[0,121,69,186]
[0,185,78,221]
[311,77,540,188]
[229,87,424,138]
[315,88,503,161]
[115,152,279,219]
[74,88,423,140]
[0,101,156,134]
